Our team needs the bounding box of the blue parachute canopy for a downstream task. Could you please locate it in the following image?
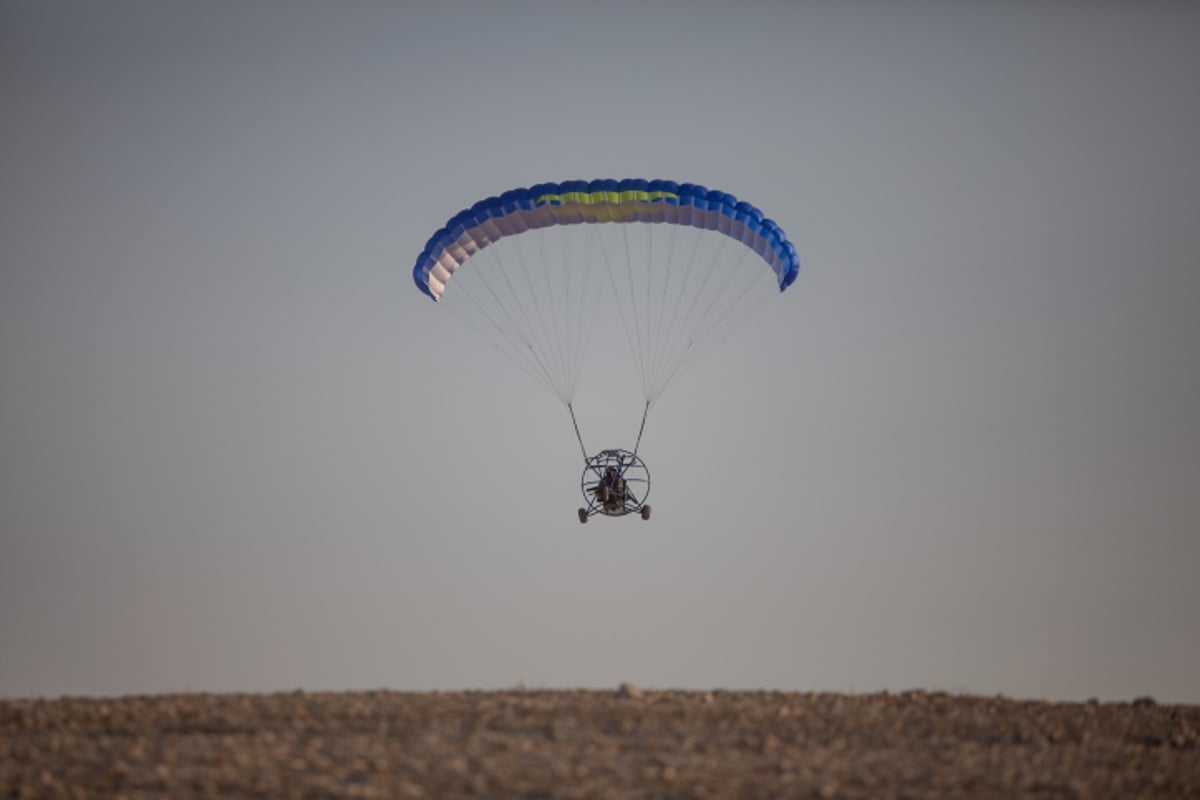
[413,179,800,301]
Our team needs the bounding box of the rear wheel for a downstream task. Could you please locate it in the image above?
[578,508,588,524]
[641,505,652,521]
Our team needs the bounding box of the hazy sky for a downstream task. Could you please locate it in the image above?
[3,1,1198,702]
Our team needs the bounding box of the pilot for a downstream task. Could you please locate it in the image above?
[596,467,625,511]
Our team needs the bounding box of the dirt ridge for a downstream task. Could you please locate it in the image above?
[3,688,1197,798]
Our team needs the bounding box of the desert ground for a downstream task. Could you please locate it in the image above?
[3,687,1197,798]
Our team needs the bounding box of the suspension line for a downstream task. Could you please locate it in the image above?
[567,403,589,465]
[631,399,651,461]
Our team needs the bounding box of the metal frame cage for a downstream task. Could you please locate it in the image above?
[578,448,651,522]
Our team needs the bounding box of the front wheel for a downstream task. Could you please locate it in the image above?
[640,505,652,521]
[578,508,588,524]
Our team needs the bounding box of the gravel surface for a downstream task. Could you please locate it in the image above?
[3,687,1197,798]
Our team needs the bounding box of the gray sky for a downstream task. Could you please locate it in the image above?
[2,1,1198,702]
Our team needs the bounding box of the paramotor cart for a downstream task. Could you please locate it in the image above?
[578,449,651,523]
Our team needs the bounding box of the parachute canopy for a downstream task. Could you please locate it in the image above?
[413,179,799,302]
[413,179,799,405]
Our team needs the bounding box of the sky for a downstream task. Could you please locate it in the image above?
[2,1,1198,703]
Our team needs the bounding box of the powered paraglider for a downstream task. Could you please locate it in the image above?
[412,179,799,521]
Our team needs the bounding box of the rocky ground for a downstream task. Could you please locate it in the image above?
[2,686,1197,798]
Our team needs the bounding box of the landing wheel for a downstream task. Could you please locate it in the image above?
[578,508,588,524]
[641,505,652,521]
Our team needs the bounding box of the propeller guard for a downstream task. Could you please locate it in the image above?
[578,448,651,522]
